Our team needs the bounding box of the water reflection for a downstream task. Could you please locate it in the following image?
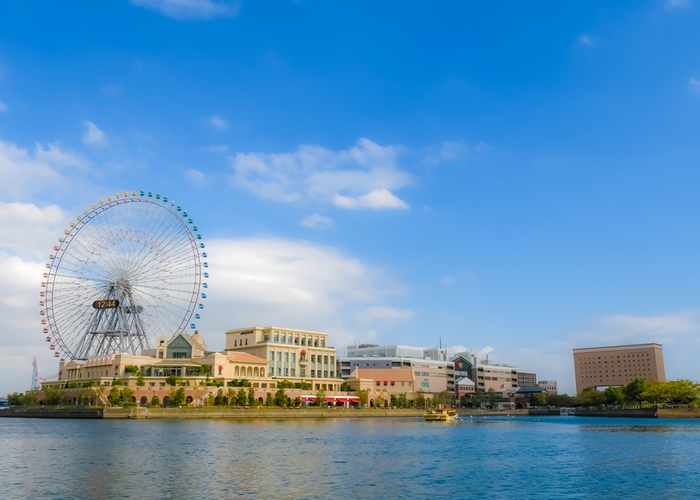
[2,417,700,499]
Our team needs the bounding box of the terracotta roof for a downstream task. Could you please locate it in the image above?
[226,351,268,364]
[348,367,414,382]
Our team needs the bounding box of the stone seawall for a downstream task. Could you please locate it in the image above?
[0,407,103,418]
[104,407,425,419]
[573,408,658,418]
[658,408,700,419]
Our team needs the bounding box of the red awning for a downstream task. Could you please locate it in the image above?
[301,396,316,401]
[325,397,335,402]
[336,398,350,403]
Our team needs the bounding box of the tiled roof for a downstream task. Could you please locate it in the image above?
[226,351,268,363]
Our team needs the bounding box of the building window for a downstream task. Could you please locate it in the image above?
[291,369,296,376]
[301,339,306,346]
[376,381,380,386]
[300,368,306,377]
[314,340,318,347]
[291,353,296,363]
[277,367,281,376]
[324,371,328,378]
[284,368,288,376]
[311,370,316,377]
[269,367,274,376]
[274,335,278,343]
[245,339,248,345]
[330,371,334,378]
[234,340,237,346]
[311,355,316,363]
[269,352,274,361]
[294,337,299,345]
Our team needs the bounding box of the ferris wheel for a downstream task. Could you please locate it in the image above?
[39,190,208,360]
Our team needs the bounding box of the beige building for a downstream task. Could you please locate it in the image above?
[225,326,341,391]
[474,363,518,397]
[345,367,415,395]
[573,343,666,394]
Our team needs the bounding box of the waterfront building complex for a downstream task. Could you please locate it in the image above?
[573,343,666,394]
[474,361,518,397]
[339,344,455,399]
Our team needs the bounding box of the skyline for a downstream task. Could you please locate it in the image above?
[2,0,700,395]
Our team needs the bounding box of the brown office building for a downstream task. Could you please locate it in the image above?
[573,343,666,394]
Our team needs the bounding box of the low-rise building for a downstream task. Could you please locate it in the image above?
[517,370,537,389]
[537,380,558,395]
[474,361,518,397]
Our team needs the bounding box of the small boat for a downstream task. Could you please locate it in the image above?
[424,405,457,422]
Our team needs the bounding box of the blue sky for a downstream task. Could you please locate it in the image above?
[1,0,700,395]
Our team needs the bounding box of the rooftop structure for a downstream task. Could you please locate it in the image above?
[517,370,537,389]
[572,343,666,394]
[346,344,447,361]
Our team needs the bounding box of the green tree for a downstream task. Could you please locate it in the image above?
[356,389,369,406]
[247,387,256,406]
[665,379,700,404]
[577,387,607,407]
[121,387,134,403]
[207,393,216,406]
[214,389,224,405]
[277,380,294,389]
[237,388,248,406]
[107,387,121,406]
[274,388,289,407]
[486,388,499,408]
[150,395,161,407]
[547,394,576,407]
[397,393,408,408]
[293,396,302,407]
[415,392,426,408]
[136,375,145,387]
[124,364,139,375]
[390,394,397,407]
[168,387,186,407]
[315,387,327,407]
[266,391,272,406]
[82,380,95,388]
[165,375,180,387]
[623,378,647,406]
[77,390,91,406]
[340,381,353,392]
[227,388,237,404]
[7,392,25,406]
[375,395,386,408]
[604,386,625,406]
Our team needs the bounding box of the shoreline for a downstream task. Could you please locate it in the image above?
[2,406,698,419]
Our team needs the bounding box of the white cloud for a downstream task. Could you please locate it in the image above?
[476,345,494,360]
[300,213,334,230]
[0,139,90,200]
[334,189,409,210]
[0,101,7,112]
[599,312,700,338]
[203,238,405,339]
[82,120,109,147]
[229,138,411,210]
[578,35,594,45]
[689,77,700,95]
[355,306,415,323]
[0,202,66,259]
[185,168,208,187]
[207,115,228,130]
[130,0,240,20]
[35,142,89,169]
[666,0,692,10]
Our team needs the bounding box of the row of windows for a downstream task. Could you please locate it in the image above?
[263,333,326,348]
[375,381,411,386]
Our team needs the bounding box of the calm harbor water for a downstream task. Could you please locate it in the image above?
[1,416,699,499]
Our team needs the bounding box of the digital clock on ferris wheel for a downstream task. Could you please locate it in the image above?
[92,300,120,309]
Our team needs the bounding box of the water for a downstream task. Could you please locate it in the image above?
[1,416,699,499]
